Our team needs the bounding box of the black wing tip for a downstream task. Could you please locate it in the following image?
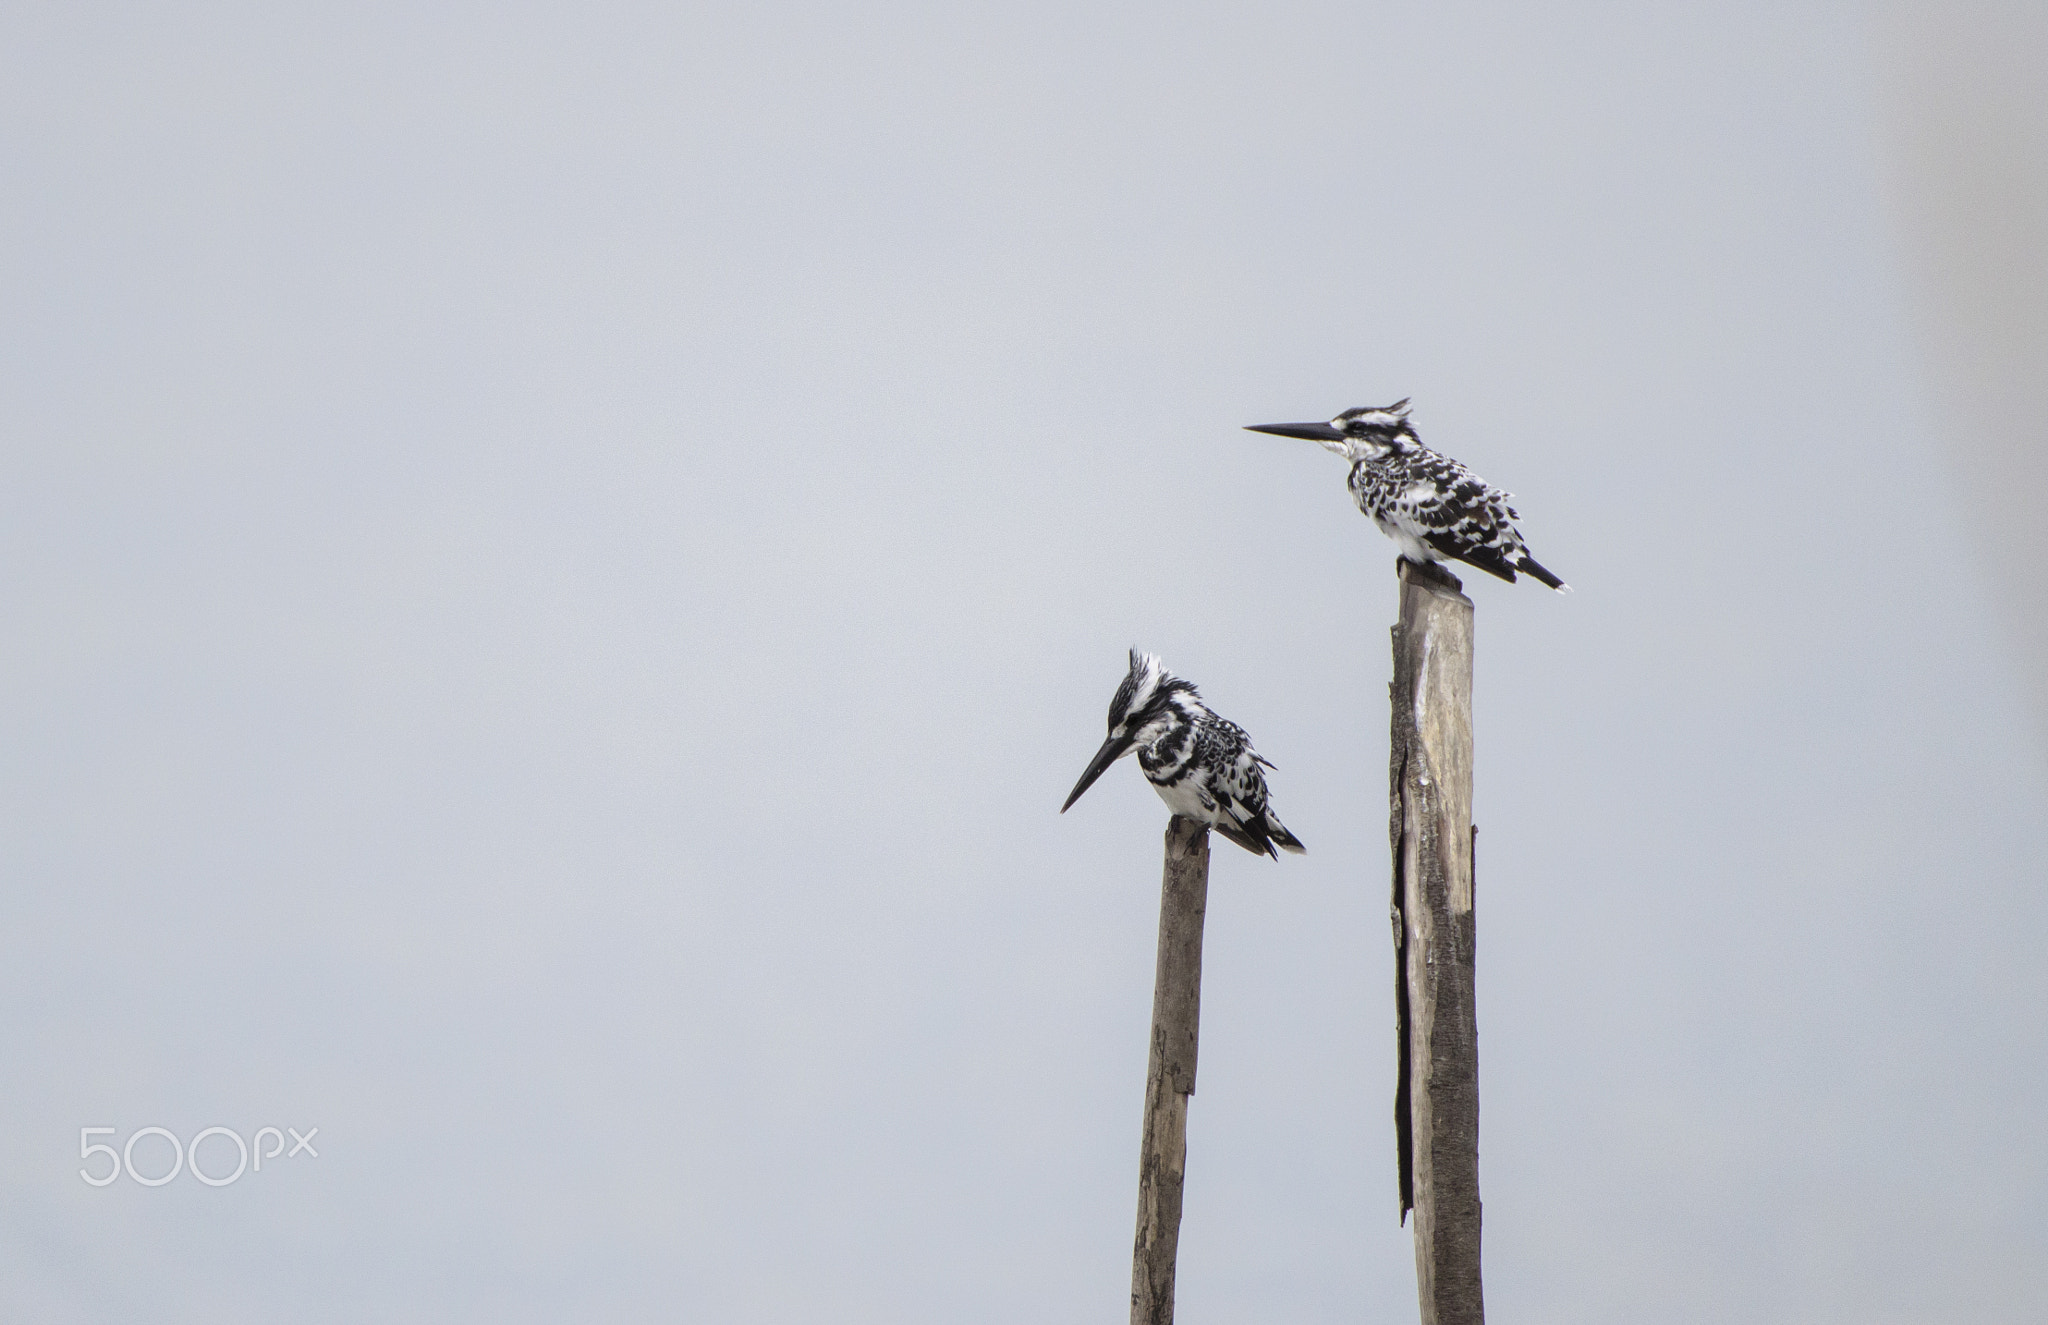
[1213,821,1276,858]
[1431,535,1570,592]
[1419,534,1515,585]
[1218,817,1304,859]
[1456,548,1521,584]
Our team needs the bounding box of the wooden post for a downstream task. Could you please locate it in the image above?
[1130,815,1211,1325]
[1389,560,1483,1325]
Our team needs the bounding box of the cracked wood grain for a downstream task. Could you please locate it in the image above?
[1130,815,1210,1325]
[1390,559,1484,1325]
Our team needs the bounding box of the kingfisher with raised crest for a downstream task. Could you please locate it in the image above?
[1061,650,1304,858]
[1247,399,1569,592]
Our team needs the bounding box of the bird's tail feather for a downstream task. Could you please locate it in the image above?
[1517,555,1569,593]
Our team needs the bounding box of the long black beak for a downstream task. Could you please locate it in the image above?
[1244,421,1345,442]
[1061,734,1133,812]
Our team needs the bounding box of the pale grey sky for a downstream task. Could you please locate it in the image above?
[3,4,2045,1322]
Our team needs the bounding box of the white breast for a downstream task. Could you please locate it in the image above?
[1373,514,1440,564]
[1150,774,1214,823]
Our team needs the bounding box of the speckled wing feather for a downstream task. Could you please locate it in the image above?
[1351,446,1566,590]
[1197,719,1304,859]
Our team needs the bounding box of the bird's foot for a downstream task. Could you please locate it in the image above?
[1398,557,1463,594]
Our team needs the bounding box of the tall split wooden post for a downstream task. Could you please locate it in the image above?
[1130,814,1211,1325]
[1390,560,1484,1325]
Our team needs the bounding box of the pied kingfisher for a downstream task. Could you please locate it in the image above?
[1247,400,1568,592]
[1061,650,1304,858]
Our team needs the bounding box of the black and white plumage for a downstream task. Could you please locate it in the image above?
[1247,400,1568,592]
[1061,650,1304,858]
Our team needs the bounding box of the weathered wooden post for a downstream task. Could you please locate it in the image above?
[1389,560,1483,1325]
[1130,814,1211,1325]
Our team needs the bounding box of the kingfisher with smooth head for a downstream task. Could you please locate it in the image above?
[1247,400,1569,592]
[1061,650,1304,858]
